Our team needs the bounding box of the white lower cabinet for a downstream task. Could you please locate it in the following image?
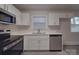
[24,35,49,50]
[27,39,39,50]
[40,39,49,50]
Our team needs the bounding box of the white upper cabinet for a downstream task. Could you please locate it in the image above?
[0,4,5,9]
[24,35,49,50]
[7,4,16,15]
[48,12,59,26]
[14,7,22,25]
[0,4,11,11]
[0,4,16,15]
[0,4,9,10]
[21,12,30,26]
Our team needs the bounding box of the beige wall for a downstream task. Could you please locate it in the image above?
[60,18,79,45]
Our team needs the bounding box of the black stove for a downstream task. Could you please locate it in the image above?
[0,35,20,48]
[0,33,23,55]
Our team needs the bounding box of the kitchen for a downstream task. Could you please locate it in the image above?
[0,4,79,55]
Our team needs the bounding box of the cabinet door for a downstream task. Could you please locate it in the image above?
[14,7,21,25]
[27,39,39,50]
[24,36,39,50]
[39,36,49,50]
[48,13,59,26]
[22,12,30,26]
[7,4,15,15]
[40,39,49,50]
[50,36,62,50]
[0,4,16,15]
[24,36,29,50]
[0,4,4,9]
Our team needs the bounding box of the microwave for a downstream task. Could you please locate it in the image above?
[0,9,16,24]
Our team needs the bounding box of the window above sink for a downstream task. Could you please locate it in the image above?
[32,15,47,31]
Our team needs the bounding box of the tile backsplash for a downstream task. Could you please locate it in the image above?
[0,24,7,30]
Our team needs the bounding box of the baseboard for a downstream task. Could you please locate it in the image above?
[24,50,62,52]
[49,50,62,52]
[24,50,49,52]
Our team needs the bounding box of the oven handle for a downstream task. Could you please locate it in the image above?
[3,38,23,51]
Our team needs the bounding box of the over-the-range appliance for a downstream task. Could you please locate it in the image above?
[0,8,16,24]
[0,33,23,55]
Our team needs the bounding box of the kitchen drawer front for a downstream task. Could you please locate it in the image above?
[27,39,39,50]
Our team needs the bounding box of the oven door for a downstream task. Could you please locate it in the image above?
[2,38,23,55]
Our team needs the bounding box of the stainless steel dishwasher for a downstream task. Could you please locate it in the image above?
[49,35,62,51]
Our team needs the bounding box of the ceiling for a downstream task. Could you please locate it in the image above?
[14,4,79,11]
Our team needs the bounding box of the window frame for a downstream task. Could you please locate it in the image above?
[71,17,79,25]
[32,15,47,31]
[71,17,79,32]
